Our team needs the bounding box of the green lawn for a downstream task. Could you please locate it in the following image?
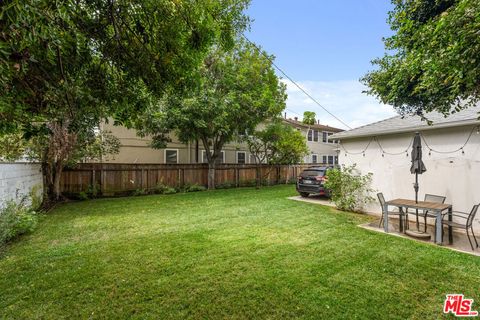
[1,185,479,319]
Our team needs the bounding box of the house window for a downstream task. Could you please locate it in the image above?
[307,129,313,141]
[202,150,225,164]
[327,132,334,143]
[322,131,328,143]
[312,154,318,164]
[236,151,246,164]
[165,149,178,164]
[328,155,334,165]
[313,130,319,142]
[322,155,327,164]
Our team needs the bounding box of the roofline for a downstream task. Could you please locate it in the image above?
[282,118,344,132]
[331,118,480,140]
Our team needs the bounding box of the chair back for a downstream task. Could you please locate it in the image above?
[377,193,386,212]
[424,194,446,204]
[467,204,479,227]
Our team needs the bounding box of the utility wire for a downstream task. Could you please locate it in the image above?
[242,35,353,130]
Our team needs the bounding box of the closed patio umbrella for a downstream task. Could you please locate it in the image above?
[410,132,426,229]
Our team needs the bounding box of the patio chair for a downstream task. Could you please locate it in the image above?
[416,194,446,232]
[441,204,479,251]
[377,193,405,232]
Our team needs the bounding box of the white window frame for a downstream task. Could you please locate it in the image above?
[164,149,179,164]
[202,150,225,164]
[236,151,247,164]
[311,154,318,164]
[307,129,313,141]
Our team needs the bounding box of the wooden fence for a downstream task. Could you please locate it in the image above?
[61,163,316,196]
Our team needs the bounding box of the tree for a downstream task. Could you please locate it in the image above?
[0,0,249,202]
[246,121,308,187]
[362,0,480,117]
[303,111,316,125]
[138,42,287,189]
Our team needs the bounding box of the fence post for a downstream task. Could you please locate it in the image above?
[235,167,239,187]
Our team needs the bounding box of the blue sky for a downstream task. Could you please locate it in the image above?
[245,0,397,129]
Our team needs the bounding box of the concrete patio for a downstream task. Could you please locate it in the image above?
[289,195,480,256]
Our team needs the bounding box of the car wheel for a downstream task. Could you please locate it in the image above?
[300,192,309,198]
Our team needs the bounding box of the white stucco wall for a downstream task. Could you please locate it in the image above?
[338,125,480,231]
[0,163,43,207]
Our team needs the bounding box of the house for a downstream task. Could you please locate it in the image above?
[330,105,480,231]
[283,117,342,165]
[100,117,343,164]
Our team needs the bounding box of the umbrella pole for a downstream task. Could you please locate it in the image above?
[415,172,419,230]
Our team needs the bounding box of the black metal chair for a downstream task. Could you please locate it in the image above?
[441,204,479,250]
[377,193,405,232]
[416,194,446,232]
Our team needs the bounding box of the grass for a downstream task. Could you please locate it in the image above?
[0,185,479,319]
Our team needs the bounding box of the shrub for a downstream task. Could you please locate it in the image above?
[184,184,207,193]
[324,164,375,212]
[162,187,177,194]
[133,188,149,196]
[153,183,177,195]
[0,199,38,246]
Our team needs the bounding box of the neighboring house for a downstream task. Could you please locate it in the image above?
[283,118,342,165]
[330,105,480,231]
[100,117,343,164]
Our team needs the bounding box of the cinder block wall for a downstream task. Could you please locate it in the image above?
[0,163,43,207]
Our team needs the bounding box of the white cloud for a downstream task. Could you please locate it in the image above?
[281,79,397,130]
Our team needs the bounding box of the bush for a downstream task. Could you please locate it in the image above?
[153,183,177,195]
[324,164,375,212]
[184,183,207,193]
[0,199,38,246]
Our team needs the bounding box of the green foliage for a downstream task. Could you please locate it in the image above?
[0,134,26,161]
[184,184,207,193]
[363,0,480,116]
[302,111,316,125]
[137,41,286,189]
[29,184,43,210]
[153,183,177,195]
[0,199,38,246]
[246,121,308,165]
[133,189,149,197]
[0,0,250,199]
[324,164,375,212]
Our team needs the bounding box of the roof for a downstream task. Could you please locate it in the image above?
[282,118,344,132]
[331,105,480,140]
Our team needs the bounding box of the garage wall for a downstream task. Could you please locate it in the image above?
[0,163,43,208]
[338,125,480,231]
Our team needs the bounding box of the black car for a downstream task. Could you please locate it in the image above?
[296,166,332,198]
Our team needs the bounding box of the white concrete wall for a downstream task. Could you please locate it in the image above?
[0,163,43,207]
[338,125,480,231]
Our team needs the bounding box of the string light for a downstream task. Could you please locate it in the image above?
[338,125,479,157]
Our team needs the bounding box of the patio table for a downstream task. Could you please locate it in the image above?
[384,198,453,245]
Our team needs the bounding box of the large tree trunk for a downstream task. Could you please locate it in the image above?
[41,161,54,205]
[53,161,64,201]
[208,161,216,190]
[255,166,261,189]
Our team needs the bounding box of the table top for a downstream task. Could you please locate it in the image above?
[386,198,452,211]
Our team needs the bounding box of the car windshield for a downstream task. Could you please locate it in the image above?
[301,169,325,177]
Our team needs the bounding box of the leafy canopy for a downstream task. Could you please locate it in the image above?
[302,111,316,125]
[246,121,308,165]
[139,41,287,163]
[362,0,480,116]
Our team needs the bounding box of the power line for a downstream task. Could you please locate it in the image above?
[242,35,353,130]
